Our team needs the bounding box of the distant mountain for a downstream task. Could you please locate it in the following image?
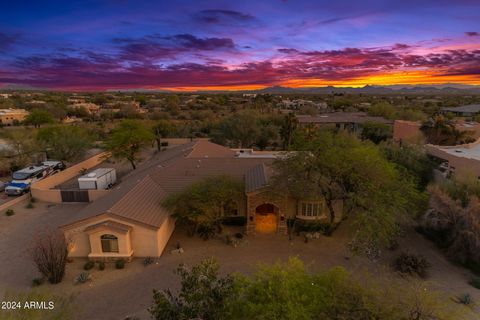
[244,84,480,94]
[1,83,479,94]
[105,88,174,93]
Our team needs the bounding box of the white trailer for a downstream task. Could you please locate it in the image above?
[78,168,116,190]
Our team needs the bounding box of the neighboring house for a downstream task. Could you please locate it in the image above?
[394,119,480,145]
[69,102,101,114]
[393,120,424,144]
[297,112,392,133]
[0,108,29,126]
[441,104,480,117]
[426,139,480,178]
[62,140,342,260]
[282,99,327,110]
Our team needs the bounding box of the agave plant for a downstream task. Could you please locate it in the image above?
[75,272,91,284]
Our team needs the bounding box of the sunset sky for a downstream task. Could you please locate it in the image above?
[1,0,480,91]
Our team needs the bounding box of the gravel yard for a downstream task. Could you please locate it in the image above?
[0,200,478,320]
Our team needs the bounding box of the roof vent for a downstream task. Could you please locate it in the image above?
[87,172,96,177]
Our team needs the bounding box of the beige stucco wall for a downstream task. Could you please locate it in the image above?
[393,120,425,144]
[0,110,28,125]
[426,143,480,177]
[64,214,174,258]
[31,152,110,203]
[156,216,176,256]
[87,228,133,259]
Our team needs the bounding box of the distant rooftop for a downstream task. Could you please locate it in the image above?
[441,104,480,114]
[296,112,392,124]
[0,108,28,114]
[437,143,480,161]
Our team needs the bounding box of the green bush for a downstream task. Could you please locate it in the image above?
[83,261,95,270]
[197,224,215,240]
[393,252,430,278]
[115,259,125,269]
[97,261,105,271]
[295,220,329,233]
[469,277,480,289]
[5,209,15,216]
[31,277,45,287]
[143,257,154,266]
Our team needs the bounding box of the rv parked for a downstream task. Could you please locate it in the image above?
[5,160,65,196]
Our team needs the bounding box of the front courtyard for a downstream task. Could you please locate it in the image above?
[0,200,479,320]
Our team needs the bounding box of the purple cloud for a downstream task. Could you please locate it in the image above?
[465,31,479,37]
[169,34,235,50]
[194,9,255,24]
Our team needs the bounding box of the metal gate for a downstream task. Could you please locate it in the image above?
[60,190,90,202]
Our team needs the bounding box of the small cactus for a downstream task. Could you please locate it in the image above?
[75,272,91,284]
[143,256,154,266]
[458,293,472,305]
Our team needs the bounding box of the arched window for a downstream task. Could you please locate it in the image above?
[101,234,119,253]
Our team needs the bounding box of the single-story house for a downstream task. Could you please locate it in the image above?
[61,140,342,260]
[297,112,392,132]
[441,104,480,117]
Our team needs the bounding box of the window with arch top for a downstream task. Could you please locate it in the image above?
[100,234,119,253]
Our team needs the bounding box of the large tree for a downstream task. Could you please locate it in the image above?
[37,125,93,162]
[104,120,154,170]
[279,112,298,150]
[0,128,40,172]
[149,258,234,320]
[24,109,55,128]
[152,120,176,151]
[271,129,425,254]
[421,115,474,146]
[150,258,464,320]
[214,111,261,148]
[162,175,244,238]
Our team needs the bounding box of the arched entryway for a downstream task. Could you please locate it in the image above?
[255,203,279,233]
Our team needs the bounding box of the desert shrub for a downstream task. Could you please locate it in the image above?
[97,261,105,271]
[30,229,69,284]
[30,197,37,203]
[143,256,154,266]
[469,277,480,289]
[5,209,15,216]
[295,220,330,233]
[26,202,34,209]
[394,252,430,278]
[31,277,45,287]
[116,259,125,269]
[197,224,215,240]
[75,272,91,284]
[456,293,472,305]
[421,186,480,271]
[83,261,95,270]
